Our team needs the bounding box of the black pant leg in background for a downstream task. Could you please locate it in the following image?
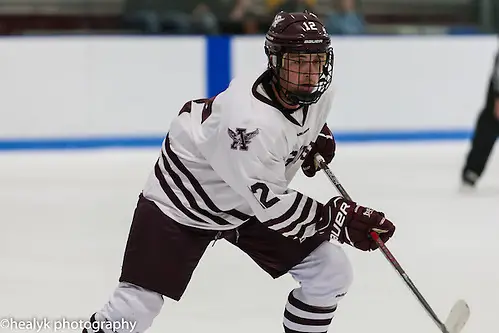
[463,106,499,178]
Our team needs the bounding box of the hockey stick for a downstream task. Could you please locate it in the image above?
[314,154,470,333]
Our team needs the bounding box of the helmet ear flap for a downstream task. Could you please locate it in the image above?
[264,45,271,57]
[266,53,281,70]
[323,51,333,76]
[272,53,284,69]
[265,46,279,70]
[265,45,282,69]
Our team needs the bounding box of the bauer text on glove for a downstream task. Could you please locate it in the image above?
[317,197,396,251]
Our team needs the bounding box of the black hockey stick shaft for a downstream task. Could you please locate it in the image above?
[314,154,450,333]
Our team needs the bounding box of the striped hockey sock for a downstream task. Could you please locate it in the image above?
[283,291,337,333]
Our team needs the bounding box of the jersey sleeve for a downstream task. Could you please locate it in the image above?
[205,120,324,241]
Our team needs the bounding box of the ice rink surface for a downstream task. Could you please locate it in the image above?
[0,141,497,333]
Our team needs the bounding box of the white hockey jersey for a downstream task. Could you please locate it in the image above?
[142,69,335,241]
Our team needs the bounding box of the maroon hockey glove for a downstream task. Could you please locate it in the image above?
[302,124,335,178]
[318,197,396,251]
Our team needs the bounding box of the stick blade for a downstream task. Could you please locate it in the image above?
[444,300,470,333]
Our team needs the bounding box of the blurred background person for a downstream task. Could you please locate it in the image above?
[121,0,219,34]
[215,0,268,34]
[0,0,492,36]
[268,0,319,12]
[324,0,364,35]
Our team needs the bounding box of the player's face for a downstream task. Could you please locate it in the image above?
[280,53,327,94]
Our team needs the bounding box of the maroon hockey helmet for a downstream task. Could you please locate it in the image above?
[265,10,333,106]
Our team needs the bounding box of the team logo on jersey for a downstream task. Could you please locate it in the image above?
[228,128,260,151]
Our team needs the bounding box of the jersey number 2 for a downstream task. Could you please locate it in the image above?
[251,182,280,208]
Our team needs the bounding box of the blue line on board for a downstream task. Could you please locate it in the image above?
[333,129,472,142]
[206,36,231,97]
[0,137,164,151]
[0,130,473,151]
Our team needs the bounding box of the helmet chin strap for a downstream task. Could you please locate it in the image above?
[268,69,299,108]
[270,78,301,111]
[274,80,318,110]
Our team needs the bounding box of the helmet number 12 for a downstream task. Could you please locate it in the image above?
[302,21,317,31]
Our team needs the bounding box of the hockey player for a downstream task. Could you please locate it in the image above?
[461,47,499,187]
[83,10,396,333]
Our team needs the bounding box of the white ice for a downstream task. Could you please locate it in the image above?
[0,141,497,333]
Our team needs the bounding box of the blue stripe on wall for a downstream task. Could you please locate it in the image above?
[333,129,473,142]
[0,129,473,151]
[0,137,164,151]
[206,36,231,97]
